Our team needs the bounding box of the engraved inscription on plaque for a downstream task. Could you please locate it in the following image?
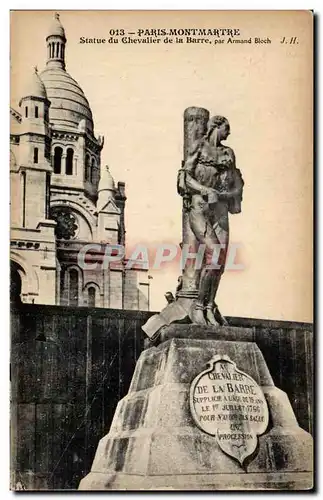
[189,354,269,465]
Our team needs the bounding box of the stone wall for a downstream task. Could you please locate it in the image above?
[10,304,313,490]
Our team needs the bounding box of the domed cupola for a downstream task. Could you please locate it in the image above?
[98,165,116,192]
[97,166,122,243]
[19,67,48,102]
[40,13,94,134]
[97,165,116,211]
[41,12,103,206]
[19,67,51,139]
[48,12,66,37]
[45,13,66,71]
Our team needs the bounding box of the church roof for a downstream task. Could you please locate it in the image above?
[40,67,94,133]
[98,165,116,192]
[39,13,94,134]
[47,13,66,39]
[20,68,48,101]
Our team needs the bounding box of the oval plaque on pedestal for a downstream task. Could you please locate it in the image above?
[189,354,269,465]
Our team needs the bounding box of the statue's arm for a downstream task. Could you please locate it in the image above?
[177,144,216,198]
[217,166,244,214]
[185,170,212,197]
[216,149,244,199]
[220,168,244,199]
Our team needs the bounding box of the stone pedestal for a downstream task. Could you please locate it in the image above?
[79,326,313,491]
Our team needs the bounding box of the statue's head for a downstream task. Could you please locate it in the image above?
[206,115,230,142]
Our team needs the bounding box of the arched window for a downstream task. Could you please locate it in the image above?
[66,148,74,175]
[91,157,96,183]
[85,154,90,181]
[88,287,96,307]
[53,146,63,174]
[68,269,79,306]
[33,147,38,164]
[10,261,22,305]
[21,171,26,227]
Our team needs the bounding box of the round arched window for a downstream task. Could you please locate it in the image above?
[66,148,74,175]
[68,268,79,306]
[53,146,63,174]
[88,286,96,307]
[85,154,90,181]
[91,158,96,183]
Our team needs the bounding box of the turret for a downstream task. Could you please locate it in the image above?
[19,67,51,139]
[18,68,52,227]
[97,165,116,210]
[97,166,121,243]
[46,13,66,70]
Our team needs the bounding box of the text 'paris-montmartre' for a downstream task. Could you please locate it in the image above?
[80,28,241,41]
[79,29,272,45]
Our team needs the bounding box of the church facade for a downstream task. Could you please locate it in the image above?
[10,13,149,310]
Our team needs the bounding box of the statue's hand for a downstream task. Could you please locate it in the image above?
[217,191,231,200]
[218,187,243,201]
[201,187,218,204]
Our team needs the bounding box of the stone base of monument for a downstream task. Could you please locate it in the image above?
[79,325,313,491]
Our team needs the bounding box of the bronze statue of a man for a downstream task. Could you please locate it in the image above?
[177,115,244,326]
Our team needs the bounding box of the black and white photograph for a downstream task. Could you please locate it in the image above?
[9,10,313,491]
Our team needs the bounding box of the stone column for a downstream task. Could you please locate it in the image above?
[142,107,211,340]
[177,107,209,299]
[61,153,66,175]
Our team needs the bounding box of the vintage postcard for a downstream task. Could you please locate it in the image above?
[10,10,313,490]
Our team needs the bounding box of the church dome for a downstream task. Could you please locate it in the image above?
[47,13,66,39]
[40,13,94,134]
[21,68,47,101]
[97,166,116,212]
[98,165,116,192]
[40,67,94,133]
